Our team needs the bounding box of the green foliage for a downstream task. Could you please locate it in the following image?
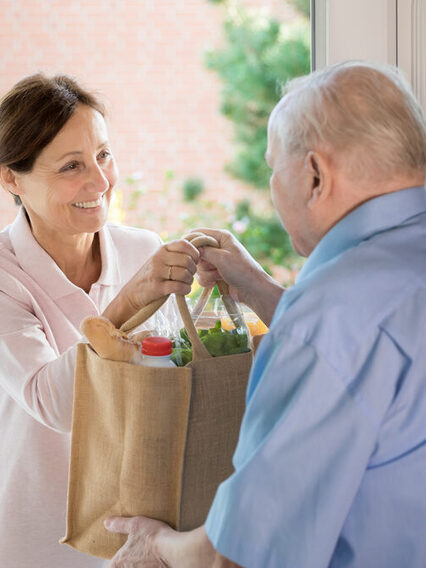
[204,1,310,274]
[171,319,249,366]
[230,199,298,272]
[288,0,310,19]
[182,177,204,202]
[128,189,145,210]
[205,4,310,189]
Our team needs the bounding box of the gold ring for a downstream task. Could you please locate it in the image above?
[168,266,173,280]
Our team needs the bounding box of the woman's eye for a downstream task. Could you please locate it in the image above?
[97,150,111,161]
[61,161,79,172]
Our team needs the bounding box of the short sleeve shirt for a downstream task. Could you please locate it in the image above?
[206,186,426,568]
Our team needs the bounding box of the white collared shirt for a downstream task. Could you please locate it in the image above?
[0,208,162,567]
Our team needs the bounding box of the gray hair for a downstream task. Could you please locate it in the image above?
[271,61,426,183]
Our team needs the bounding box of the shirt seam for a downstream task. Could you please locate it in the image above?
[266,329,388,430]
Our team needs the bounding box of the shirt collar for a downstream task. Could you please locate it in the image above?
[297,185,426,283]
[9,207,121,299]
[97,222,121,286]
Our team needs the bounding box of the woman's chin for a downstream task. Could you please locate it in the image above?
[71,205,109,233]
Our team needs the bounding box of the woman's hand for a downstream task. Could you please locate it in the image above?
[124,239,199,310]
[103,239,199,328]
[186,228,284,326]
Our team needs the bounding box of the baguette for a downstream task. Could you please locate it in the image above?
[81,316,140,362]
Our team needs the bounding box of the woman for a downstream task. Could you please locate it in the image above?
[0,73,199,567]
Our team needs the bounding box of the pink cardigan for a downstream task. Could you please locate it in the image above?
[0,208,161,567]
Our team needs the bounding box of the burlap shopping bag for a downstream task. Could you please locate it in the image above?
[61,291,252,559]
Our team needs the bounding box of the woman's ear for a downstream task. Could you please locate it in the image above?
[305,151,332,208]
[0,166,23,198]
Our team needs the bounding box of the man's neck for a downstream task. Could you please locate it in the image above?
[317,172,425,250]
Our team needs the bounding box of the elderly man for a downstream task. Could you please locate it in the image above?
[105,61,426,567]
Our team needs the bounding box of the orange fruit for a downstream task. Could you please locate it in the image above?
[221,313,268,336]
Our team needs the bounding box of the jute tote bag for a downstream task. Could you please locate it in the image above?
[61,292,252,559]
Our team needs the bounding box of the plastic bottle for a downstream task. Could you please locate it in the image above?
[139,336,176,368]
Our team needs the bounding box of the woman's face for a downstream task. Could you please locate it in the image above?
[13,104,118,237]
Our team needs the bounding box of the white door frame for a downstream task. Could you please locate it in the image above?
[311,0,425,112]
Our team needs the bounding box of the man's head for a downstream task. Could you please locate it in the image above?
[266,61,426,256]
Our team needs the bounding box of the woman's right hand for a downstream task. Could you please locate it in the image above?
[103,239,199,328]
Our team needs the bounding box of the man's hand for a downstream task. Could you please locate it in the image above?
[105,517,242,568]
[105,516,171,567]
[186,228,285,326]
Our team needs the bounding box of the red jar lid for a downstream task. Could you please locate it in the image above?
[142,336,173,356]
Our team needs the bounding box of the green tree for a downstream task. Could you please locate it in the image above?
[182,177,205,202]
[205,0,310,275]
[205,1,310,189]
[288,0,310,19]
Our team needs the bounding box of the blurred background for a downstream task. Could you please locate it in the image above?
[0,0,310,284]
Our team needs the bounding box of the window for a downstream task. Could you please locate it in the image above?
[311,0,426,113]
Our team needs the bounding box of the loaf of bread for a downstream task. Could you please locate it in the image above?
[81,316,141,362]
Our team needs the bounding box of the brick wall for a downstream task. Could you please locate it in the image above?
[0,0,301,232]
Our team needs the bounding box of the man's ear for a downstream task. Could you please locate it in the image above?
[0,166,24,198]
[305,151,331,208]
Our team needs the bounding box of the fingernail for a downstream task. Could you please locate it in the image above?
[104,519,111,529]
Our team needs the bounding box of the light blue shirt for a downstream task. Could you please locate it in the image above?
[206,186,426,568]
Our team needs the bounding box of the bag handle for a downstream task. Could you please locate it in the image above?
[185,233,247,333]
[120,292,211,361]
[119,233,246,361]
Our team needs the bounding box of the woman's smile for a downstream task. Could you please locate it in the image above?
[72,194,106,210]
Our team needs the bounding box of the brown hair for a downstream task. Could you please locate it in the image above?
[0,73,105,205]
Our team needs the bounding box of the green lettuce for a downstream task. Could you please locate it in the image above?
[171,320,249,366]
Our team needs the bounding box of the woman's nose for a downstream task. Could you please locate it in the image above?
[87,163,109,192]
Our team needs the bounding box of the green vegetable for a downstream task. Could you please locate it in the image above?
[170,348,193,367]
[171,320,249,366]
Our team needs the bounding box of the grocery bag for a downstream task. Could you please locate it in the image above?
[61,289,252,559]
